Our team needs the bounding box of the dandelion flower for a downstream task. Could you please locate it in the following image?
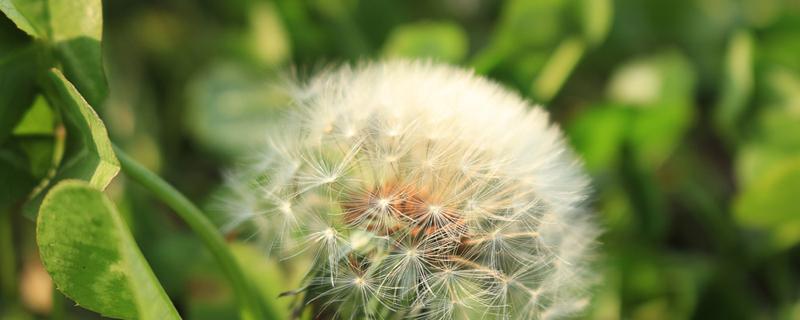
[223,60,598,319]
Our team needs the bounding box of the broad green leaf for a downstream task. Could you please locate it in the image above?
[48,0,107,107]
[734,158,800,249]
[0,0,107,106]
[37,180,181,319]
[185,64,289,159]
[24,69,119,217]
[0,45,38,145]
[0,0,43,36]
[382,21,468,63]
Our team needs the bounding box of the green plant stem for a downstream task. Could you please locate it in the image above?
[112,145,271,320]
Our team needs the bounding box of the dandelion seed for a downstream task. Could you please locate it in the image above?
[223,60,598,319]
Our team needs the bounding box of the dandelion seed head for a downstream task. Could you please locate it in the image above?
[223,60,598,319]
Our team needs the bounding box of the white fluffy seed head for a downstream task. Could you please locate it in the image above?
[222,60,598,319]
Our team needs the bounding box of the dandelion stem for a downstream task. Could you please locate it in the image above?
[113,145,272,320]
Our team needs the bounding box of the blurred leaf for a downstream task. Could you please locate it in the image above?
[578,0,613,46]
[185,64,289,159]
[0,0,107,106]
[568,104,629,172]
[493,0,566,48]
[736,106,800,187]
[714,29,754,141]
[0,45,38,145]
[734,158,800,250]
[246,2,291,66]
[620,251,711,319]
[37,180,180,319]
[382,21,468,63]
[471,0,567,73]
[230,243,293,320]
[24,69,119,217]
[532,36,586,102]
[611,52,696,168]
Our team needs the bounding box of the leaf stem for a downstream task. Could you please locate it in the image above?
[112,145,272,320]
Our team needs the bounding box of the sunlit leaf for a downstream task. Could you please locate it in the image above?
[0,0,107,106]
[531,36,586,102]
[0,0,43,37]
[578,0,613,46]
[37,180,180,319]
[24,69,119,217]
[13,95,55,136]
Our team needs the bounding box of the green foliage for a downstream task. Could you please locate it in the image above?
[2,0,800,319]
[0,0,107,106]
[37,180,180,319]
[23,69,119,216]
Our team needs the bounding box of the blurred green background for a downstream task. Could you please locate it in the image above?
[2,0,800,319]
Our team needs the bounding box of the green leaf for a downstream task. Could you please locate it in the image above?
[37,180,181,319]
[13,95,55,136]
[382,21,468,63]
[0,0,44,37]
[734,158,800,250]
[48,0,107,107]
[531,36,586,102]
[578,0,613,46]
[24,69,119,217]
[0,45,38,145]
[0,0,107,106]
